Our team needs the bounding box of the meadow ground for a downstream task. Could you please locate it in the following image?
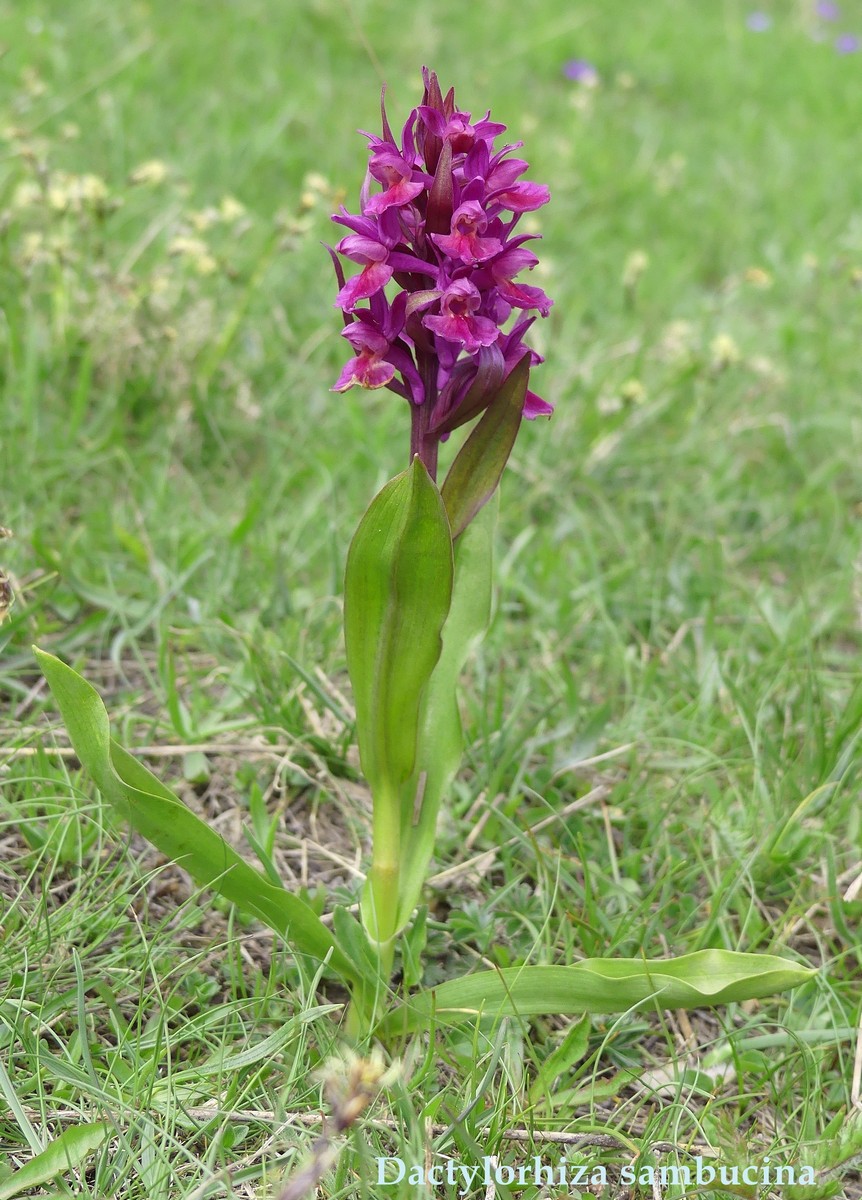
[1,0,861,1196]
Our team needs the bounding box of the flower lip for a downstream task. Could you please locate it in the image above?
[422,278,500,352]
[430,200,503,264]
[364,146,425,214]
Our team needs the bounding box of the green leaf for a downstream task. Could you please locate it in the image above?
[528,1014,591,1105]
[344,458,453,799]
[0,1122,109,1200]
[441,353,529,539]
[378,951,816,1035]
[395,493,497,931]
[345,459,453,945]
[400,905,429,990]
[33,648,360,987]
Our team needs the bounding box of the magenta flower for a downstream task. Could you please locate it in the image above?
[328,68,553,478]
[423,278,500,351]
[332,322,396,392]
[487,245,553,315]
[333,235,394,308]
[364,146,425,215]
[417,105,507,154]
[431,201,503,263]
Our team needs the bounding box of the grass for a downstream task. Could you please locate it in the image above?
[2,0,861,1196]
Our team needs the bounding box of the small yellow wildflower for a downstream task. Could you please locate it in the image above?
[78,174,109,205]
[168,234,209,258]
[48,181,70,212]
[167,234,217,275]
[620,378,646,405]
[299,190,317,212]
[21,231,46,266]
[623,249,649,291]
[21,66,47,98]
[219,195,245,222]
[149,271,172,295]
[129,159,170,186]
[193,253,218,276]
[189,207,220,232]
[657,319,697,363]
[304,171,330,193]
[60,122,80,140]
[744,266,773,289]
[12,181,42,210]
[710,333,741,370]
[46,172,109,213]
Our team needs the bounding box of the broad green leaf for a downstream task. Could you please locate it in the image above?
[33,648,360,987]
[378,951,816,1035]
[395,493,497,931]
[344,458,453,799]
[441,353,528,539]
[0,1122,109,1200]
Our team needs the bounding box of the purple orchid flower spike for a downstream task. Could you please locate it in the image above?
[328,68,553,480]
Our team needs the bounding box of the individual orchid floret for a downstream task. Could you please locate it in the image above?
[489,177,551,213]
[364,146,425,215]
[332,322,396,391]
[431,201,503,264]
[487,245,553,316]
[423,278,499,352]
[334,234,394,308]
[417,105,507,154]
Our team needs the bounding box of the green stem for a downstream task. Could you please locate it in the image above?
[366,781,401,954]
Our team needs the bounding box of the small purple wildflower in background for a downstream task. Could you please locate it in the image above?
[835,31,860,51]
[746,11,772,30]
[329,68,553,478]
[816,0,840,19]
[563,58,599,85]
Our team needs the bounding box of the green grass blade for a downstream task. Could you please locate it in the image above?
[0,1122,110,1200]
[33,647,361,987]
[378,951,816,1035]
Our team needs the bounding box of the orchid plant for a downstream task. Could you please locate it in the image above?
[35,70,813,1039]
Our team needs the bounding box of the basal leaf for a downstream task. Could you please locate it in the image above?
[33,648,360,987]
[378,951,816,1035]
[0,1122,109,1200]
